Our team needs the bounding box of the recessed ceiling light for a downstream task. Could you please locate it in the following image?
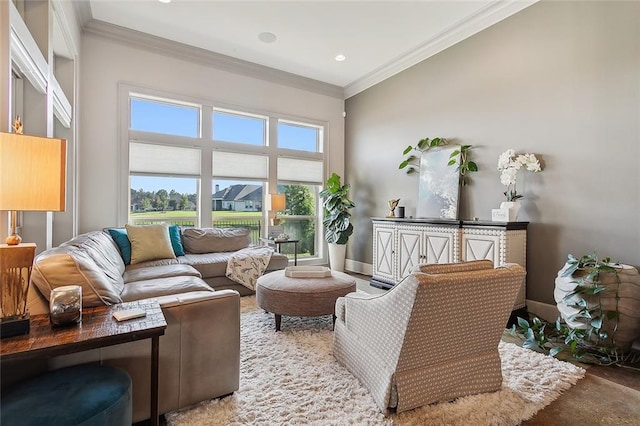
[158,0,171,3]
[258,32,277,43]
[334,54,346,62]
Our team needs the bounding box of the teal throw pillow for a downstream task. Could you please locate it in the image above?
[168,225,185,257]
[108,228,132,265]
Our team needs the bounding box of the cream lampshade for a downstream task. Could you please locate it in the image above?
[269,193,286,226]
[0,132,67,338]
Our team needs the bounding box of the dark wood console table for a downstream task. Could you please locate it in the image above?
[0,299,167,426]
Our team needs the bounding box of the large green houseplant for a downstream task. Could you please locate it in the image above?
[319,173,355,271]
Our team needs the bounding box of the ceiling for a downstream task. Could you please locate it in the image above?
[85,0,536,97]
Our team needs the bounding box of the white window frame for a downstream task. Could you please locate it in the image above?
[119,83,328,263]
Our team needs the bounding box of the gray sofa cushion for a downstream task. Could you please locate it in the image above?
[181,228,250,254]
[123,264,202,284]
[179,251,290,279]
[121,275,213,301]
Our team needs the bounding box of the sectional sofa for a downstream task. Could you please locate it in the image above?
[1,226,288,422]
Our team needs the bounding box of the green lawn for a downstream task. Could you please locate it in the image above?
[130,211,262,219]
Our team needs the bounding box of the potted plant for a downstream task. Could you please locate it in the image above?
[320,173,355,271]
[496,149,542,220]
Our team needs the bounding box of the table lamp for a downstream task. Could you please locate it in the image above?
[269,193,286,226]
[0,132,66,338]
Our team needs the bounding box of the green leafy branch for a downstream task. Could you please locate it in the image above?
[398,137,478,186]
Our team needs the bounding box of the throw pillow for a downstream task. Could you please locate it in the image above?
[125,224,176,265]
[107,228,132,265]
[168,225,185,256]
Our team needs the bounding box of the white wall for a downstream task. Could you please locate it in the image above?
[79,33,344,232]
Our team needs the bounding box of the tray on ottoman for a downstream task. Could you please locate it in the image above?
[284,266,332,278]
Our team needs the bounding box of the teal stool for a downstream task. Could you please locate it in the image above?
[1,364,132,426]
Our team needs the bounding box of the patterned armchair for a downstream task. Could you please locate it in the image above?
[333,260,525,413]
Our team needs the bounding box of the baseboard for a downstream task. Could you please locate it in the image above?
[526,299,559,323]
[345,259,372,276]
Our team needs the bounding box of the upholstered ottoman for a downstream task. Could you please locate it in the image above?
[256,270,357,331]
[1,364,132,426]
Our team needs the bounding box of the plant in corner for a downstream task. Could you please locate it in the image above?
[509,252,640,368]
[398,137,478,185]
[319,173,355,271]
[320,173,355,244]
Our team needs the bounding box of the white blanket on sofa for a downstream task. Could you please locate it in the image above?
[225,246,274,290]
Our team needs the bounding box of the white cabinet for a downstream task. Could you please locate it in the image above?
[397,225,459,279]
[372,222,395,283]
[371,219,528,311]
[462,226,527,309]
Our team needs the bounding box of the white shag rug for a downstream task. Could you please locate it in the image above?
[166,296,585,425]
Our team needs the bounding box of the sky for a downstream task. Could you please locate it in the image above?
[130,98,317,194]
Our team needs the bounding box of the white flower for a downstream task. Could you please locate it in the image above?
[497,149,515,171]
[497,149,543,200]
[500,167,517,186]
[519,153,542,172]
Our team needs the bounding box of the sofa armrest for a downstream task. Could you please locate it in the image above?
[101,289,240,422]
[412,259,494,274]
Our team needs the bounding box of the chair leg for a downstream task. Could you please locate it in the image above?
[333,314,336,330]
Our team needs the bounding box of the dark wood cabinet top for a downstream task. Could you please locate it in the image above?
[371,217,528,230]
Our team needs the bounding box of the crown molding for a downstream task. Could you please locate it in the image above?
[344,0,538,99]
[72,0,92,30]
[83,20,344,100]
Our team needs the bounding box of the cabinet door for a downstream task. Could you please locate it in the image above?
[423,228,457,264]
[373,226,395,281]
[397,228,422,279]
[461,231,501,263]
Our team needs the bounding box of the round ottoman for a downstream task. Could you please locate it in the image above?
[1,364,132,426]
[256,270,357,331]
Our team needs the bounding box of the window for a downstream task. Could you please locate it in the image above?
[130,176,198,227]
[131,97,199,137]
[213,110,266,146]
[278,121,321,152]
[124,89,327,261]
[276,183,319,260]
[213,179,264,245]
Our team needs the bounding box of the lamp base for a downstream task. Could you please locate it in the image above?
[0,314,30,338]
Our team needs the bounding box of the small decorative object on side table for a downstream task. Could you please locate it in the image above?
[49,285,82,326]
[0,299,167,426]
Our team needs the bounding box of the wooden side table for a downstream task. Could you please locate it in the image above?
[260,238,299,265]
[0,299,167,426]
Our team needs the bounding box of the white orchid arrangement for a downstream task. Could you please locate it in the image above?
[497,149,542,201]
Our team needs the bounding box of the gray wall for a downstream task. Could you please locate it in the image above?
[345,1,640,305]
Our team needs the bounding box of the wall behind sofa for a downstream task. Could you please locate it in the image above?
[344,1,640,310]
[79,28,344,237]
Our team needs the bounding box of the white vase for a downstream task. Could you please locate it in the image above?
[500,201,522,221]
[328,243,346,272]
